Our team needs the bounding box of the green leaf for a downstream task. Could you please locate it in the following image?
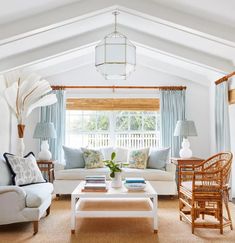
[111,152,116,161]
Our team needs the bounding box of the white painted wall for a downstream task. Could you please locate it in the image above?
[24,110,40,155]
[0,76,10,154]
[229,77,235,197]
[229,104,235,197]
[25,65,211,159]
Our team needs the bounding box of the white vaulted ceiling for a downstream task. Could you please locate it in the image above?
[0,0,234,85]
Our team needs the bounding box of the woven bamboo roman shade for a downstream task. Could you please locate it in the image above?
[66,98,159,111]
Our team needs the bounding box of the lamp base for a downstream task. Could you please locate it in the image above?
[38,140,52,161]
[179,138,192,159]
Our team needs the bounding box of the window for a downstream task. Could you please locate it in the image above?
[66,110,160,148]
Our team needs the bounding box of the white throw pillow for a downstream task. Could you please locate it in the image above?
[100,147,115,160]
[0,155,12,186]
[115,147,129,162]
[147,147,170,170]
[3,152,45,186]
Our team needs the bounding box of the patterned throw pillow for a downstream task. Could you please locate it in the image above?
[3,152,45,186]
[81,148,104,169]
[128,148,149,169]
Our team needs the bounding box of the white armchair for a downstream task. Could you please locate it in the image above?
[0,156,53,234]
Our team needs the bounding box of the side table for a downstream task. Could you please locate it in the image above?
[37,160,55,182]
[171,157,204,190]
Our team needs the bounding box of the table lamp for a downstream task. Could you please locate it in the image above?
[33,122,56,160]
[174,120,197,158]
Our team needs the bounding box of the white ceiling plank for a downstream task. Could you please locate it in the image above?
[0,0,234,86]
[0,25,233,77]
[0,0,117,43]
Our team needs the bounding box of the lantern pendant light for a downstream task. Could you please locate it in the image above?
[95,11,136,80]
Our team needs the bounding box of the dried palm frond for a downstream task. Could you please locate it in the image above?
[4,73,57,124]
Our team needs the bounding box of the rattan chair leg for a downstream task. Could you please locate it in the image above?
[219,200,223,234]
[224,190,233,230]
[191,200,195,234]
[179,195,183,221]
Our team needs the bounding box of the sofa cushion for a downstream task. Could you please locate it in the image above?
[55,167,174,181]
[22,182,53,208]
[3,152,45,186]
[55,167,110,180]
[147,147,170,170]
[115,147,129,162]
[81,148,104,169]
[128,148,149,169]
[122,168,174,181]
[0,155,12,186]
[63,146,85,169]
[100,147,115,160]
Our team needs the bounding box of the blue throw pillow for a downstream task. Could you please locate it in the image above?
[147,147,170,170]
[63,146,85,169]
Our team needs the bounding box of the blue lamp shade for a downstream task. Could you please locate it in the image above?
[33,122,56,140]
[174,120,197,137]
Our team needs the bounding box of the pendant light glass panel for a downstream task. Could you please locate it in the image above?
[95,13,136,80]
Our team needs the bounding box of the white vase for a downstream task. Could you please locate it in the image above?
[111,172,122,188]
[179,138,192,158]
[38,140,52,160]
[17,138,25,157]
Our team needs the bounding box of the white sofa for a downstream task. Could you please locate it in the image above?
[0,156,54,234]
[54,159,177,196]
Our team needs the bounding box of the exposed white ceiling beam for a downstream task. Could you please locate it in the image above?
[29,53,93,77]
[0,27,107,74]
[1,0,234,49]
[0,24,232,78]
[120,26,234,73]
[43,53,210,87]
[137,55,209,87]
[0,0,116,44]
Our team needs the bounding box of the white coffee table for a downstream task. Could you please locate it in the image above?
[71,181,158,234]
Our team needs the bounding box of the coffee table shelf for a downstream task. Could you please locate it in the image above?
[71,181,158,234]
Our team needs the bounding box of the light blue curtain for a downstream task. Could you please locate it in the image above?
[215,81,230,152]
[40,90,66,161]
[160,89,186,157]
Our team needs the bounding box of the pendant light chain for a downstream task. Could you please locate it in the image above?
[113,11,119,33]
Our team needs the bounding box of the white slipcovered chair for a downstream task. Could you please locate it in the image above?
[0,156,53,234]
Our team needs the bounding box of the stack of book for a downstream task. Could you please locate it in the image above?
[82,175,108,192]
[125,177,146,184]
[124,177,146,191]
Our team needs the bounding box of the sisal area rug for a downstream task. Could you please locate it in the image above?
[0,196,234,243]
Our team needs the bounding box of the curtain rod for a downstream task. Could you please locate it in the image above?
[215,71,235,85]
[51,85,187,90]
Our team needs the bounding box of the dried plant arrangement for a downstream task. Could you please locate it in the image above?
[4,72,57,156]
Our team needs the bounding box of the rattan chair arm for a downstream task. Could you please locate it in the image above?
[178,164,203,170]
[179,171,194,175]
[194,170,222,175]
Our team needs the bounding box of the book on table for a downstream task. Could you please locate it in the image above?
[85,175,106,183]
[124,177,146,191]
[82,175,108,192]
[125,177,146,184]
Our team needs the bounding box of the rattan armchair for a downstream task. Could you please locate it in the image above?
[179,152,233,234]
